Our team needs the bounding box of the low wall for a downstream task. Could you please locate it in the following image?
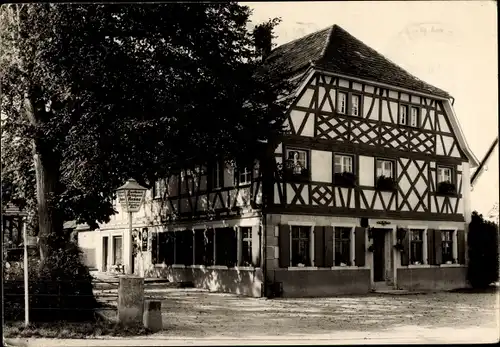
[273,269,371,297]
[149,266,264,297]
[397,266,468,291]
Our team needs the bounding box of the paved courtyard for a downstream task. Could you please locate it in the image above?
[12,286,500,345]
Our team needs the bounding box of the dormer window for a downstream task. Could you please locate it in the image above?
[351,94,360,116]
[399,105,408,125]
[338,92,347,114]
[410,107,419,127]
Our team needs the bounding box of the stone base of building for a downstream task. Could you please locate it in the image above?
[397,266,469,291]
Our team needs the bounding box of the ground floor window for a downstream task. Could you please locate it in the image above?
[241,227,253,266]
[113,236,123,265]
[157,231,175,265]
[194,229,214,266]
[410,229,424,265]
[334,227,351,266]
[215,227,238,267]
[291,226,311,267]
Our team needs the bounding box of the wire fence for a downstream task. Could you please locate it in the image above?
[3,278,119,321]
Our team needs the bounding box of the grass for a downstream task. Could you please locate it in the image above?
[3,319,152,339]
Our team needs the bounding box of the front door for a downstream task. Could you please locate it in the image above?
[373,230,385,282]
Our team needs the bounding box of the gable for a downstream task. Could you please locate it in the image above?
[284,70,479,167]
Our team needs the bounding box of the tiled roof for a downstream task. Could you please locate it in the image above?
[264,24,450,98]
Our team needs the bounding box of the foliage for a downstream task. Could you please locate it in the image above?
[0,3,291,238]
[3,243,98,322]
[467,211,499,288]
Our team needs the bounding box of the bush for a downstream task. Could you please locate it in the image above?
[3,243,98,322]
[467,211,500,288]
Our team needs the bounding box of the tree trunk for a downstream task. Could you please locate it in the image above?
[33,137,64,261]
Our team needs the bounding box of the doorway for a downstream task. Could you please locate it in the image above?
[372,229,386,282]
[102,237,109,272]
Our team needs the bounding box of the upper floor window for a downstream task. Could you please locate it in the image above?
[436,165,456,195]
[376,159,394,179]
[238,165,252,186]
[376,159,396,191]
[285,148,309,180]
[154,179,167,198]
[334,154,355,187]
[337,92,347,114]
[211,161,222,189]
[410,107,419,127]
[437,166,452,184]
[399,105,408,125]
[351,94,361,116]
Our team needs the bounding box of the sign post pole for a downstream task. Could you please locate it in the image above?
[23,217,29,327]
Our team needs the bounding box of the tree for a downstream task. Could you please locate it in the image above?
[1,3,291,260]
[468,211,499,288]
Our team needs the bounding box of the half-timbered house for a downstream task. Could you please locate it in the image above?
[83,25,479,297]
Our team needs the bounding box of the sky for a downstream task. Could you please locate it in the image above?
[246,1,498,218]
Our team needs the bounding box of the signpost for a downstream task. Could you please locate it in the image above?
[116,179,147,275]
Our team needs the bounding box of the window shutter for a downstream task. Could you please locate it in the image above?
[457,230,466,264]
[434,229,442,265]
[279,225,290,268]
[324,226,334,267]
[151,232,158,264]
[314,227,325,267]
[427,229,436,265]
[401,230,410,266]
[355,227,365,267]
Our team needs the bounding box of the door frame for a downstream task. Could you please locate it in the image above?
[369,225,397,289]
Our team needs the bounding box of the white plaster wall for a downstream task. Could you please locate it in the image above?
[311,150,332,182]
[462,162,472,223]
[359,156,375,186]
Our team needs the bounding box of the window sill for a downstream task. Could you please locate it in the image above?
[288,266,317,270]
[407,264,431,268]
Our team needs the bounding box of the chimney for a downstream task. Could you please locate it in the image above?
[253,23,273,61]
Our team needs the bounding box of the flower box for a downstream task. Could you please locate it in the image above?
[437,181,456,196]
[376,175,396,191]
[333,172,356,187]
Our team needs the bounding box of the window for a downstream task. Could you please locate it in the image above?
[212,161,222,189]
[351,94,361,116]
[154,179,167,198]
[410,229,424,265]
[215,228,238,267]
[410,107,419,127]
[238,165,252,185]
[334,227,351,266]
[113,236,123,265]
[437,166,453,184]
[441,230,454,263]
[240,227,253,266]
[291,226,311,267]
[399,105,408,125]
[376,159,394,179]
[338,92,347,114]
[157,232,175,265]
[285,149,308,177]
[334,155,353,173]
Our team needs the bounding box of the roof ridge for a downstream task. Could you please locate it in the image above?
[318,25,335,61]
[272,24,333,52]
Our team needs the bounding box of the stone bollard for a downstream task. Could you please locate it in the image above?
[118,276,144,326]
[143,300,163,332]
